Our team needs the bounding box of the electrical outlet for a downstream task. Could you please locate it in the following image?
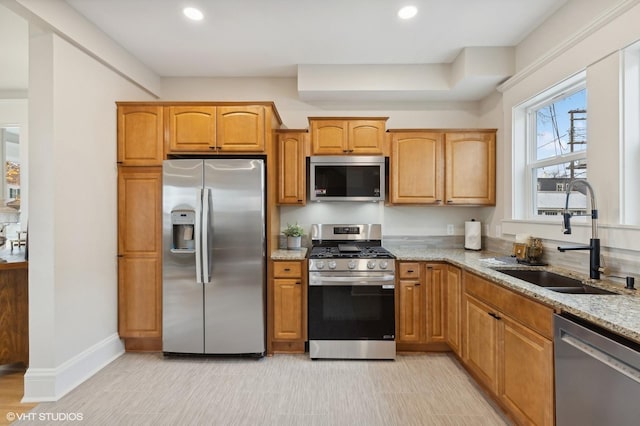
[447,224,454,235]
[495,225,502,237]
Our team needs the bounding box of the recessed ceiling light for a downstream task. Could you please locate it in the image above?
[398,5,418,20]
[183,7,204,21]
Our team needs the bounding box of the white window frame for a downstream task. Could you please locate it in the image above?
[512,71,587,221]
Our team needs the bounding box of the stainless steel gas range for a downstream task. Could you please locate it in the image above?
[308,224,396,360]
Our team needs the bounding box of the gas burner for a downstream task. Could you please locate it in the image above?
[308,245,394,260]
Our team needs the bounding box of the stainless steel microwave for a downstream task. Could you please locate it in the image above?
[309,156,385,202]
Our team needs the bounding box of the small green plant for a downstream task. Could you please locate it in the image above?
[282,223,305,237]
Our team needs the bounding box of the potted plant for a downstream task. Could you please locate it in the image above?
[282,223,305,250]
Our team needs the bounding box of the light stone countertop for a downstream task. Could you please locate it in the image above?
[271,247,308,260]
[387,246,640,344]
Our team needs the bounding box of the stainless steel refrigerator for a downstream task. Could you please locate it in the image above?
[162,158,266,356]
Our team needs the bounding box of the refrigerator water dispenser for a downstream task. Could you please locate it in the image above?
[171,210,195,252]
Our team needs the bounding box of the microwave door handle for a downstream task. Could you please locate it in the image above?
[201,188,211,283]
[195,189,203,284]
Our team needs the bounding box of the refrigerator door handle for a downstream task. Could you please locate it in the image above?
[195,188,203,284]
[201,188,211,283]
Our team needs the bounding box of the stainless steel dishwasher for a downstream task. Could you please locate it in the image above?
[554,313,640,425]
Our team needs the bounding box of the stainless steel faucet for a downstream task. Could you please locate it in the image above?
[557,179,601,279]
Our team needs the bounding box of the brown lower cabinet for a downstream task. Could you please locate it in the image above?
[462,271,554,426]
[396,262,448,351]
[270,260,307,353]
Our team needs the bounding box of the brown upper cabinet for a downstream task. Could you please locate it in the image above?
[277,130,307,205]
[117,104,164,165]
[389,129,496,205]
[168,105,266,153]
[309,117,387,155]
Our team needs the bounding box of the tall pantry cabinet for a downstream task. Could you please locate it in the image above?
[117,104,164,350]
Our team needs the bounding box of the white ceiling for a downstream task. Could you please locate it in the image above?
[1,0,568,101]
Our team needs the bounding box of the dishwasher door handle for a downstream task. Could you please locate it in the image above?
[560,332,640,384]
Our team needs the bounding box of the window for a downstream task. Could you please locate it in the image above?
[513,73,587,219]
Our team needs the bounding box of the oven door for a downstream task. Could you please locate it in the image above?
[308,272,395,341]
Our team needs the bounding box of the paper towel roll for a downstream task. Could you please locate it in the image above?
[464,220,482,250]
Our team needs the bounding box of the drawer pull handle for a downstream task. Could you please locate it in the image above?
[407,269,414,273]
[284,268,291,272]
[295,281,301,285]
[488,312,502,320]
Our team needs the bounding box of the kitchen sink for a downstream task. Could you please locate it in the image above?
[496,269,618,295]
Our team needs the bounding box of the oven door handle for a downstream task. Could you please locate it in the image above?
[309,275,395,286]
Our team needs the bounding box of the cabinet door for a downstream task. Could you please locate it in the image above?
[445,131,496,205]
[397,280,423,343]
[117,167,162,338]
[168,106,216,152]
[118,168,162,255]
[446,265,462,355]
[310,120,348,155]
[277,132,306,205]
[463,295,499,394]
[500,316,554,426]
[425,264,446,343]
[117,105,164,165]
[348,120,385,154]
[216,105,265,152]
[118,256,162,338]
[390,132,444,204]
[273,278,304,341]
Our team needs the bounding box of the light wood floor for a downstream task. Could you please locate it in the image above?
[0,365,37,426]
[11,353,511,425]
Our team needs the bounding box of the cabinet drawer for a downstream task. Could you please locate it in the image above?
[399,262,421,279]
[274,262,302,278]
[464,272,553,339]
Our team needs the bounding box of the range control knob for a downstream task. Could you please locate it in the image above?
[315,260,325,270]
[367,260,377,269]
[379,260,389,269]
[328,260,337,270]
[348,260,357,270]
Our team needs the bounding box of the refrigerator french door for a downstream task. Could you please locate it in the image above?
[162,158,266,356]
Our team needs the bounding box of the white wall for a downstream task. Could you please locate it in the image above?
[24,29,155,401]
[493,1,640,256]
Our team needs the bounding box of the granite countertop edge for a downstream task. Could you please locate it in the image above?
[271,248,308,260]
[387,246,640,344]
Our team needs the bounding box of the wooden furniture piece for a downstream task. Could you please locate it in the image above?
[396,262,448,351]
[388,129,496,205]
[309,117,388,155]
[462,271,554,426]
[270,260,307,353]
[117,167,163,349]
[117,104,164,166]
[445,265,462,356]
[167,105,268,153]
[276,130,307,205]
[0,262,28,366]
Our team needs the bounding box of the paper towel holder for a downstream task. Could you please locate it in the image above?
[464,219,482,251]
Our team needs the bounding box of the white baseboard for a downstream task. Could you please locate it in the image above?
[22,333,124,402]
